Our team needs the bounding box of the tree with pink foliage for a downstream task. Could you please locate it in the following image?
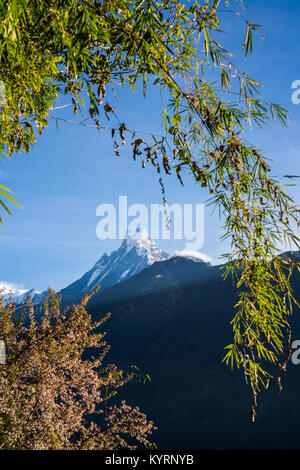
[0,289,156,450]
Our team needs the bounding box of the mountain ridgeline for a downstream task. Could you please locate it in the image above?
[4,230,300,448]
[60,227,170,304]
[4,228,170,305]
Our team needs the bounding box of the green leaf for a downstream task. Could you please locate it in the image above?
[172,113,181,125]
[0,188,23,209]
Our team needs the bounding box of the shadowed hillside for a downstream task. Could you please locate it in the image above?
[85,255,300,449]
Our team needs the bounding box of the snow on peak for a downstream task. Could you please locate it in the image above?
[0,282,41,305]
[0,281,28,297]
[69,227,170,296]
[125,226,152,244]
[123,226,169,264]
[173,250,212,264]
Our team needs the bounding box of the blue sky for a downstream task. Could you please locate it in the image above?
[0,0,300,293]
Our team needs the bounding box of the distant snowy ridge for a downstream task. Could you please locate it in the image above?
[2,287,43,306]
[2,228,215,306]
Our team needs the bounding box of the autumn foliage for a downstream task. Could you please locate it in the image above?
[0,289,155,450]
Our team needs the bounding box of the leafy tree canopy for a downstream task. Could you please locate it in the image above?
[0,0,299,418]
[0,289,155,449]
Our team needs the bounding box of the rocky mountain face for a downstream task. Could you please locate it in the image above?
[59,227,170,303]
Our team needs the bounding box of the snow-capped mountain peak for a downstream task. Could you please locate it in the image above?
[60,227,169,302]
[121,226,168,265]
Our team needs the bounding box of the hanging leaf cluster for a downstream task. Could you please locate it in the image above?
[0,0,299,416]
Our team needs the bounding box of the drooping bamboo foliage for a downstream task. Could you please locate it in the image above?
[0,0,299,416]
